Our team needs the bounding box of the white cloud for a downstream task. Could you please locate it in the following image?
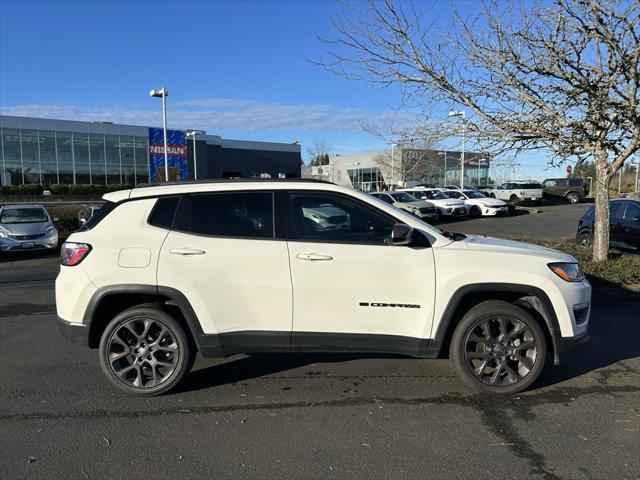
[0,98,414,135]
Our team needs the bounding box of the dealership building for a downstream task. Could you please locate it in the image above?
[302,148,490,191]
[0,115,301,186]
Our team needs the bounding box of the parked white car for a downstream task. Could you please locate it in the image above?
[400,188,467,218]
[489,182,543,206]
[443,189,509,217]
[370,191,438,221]
[55,179,590,396]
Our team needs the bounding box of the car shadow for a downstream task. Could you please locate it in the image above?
[177,284,639,394]
[176,352,406,394]
[534,283,640,389]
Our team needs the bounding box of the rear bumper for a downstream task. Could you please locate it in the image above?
[57,316,89,346]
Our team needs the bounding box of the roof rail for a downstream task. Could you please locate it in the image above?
[134,178,335,188]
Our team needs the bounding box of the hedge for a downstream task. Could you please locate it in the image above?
[48,184,132,195]
[0,184,44,195]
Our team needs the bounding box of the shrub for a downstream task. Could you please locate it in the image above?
[0,184,44,195]
[48,184,132,195]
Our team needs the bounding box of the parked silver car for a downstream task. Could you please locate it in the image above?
[0,204,59,252]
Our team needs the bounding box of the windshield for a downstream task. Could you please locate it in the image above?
[0,207,49,224]
[420,190,448,200]
[444,191,464,199]
[463,190,486,199]
[390,192,418,203]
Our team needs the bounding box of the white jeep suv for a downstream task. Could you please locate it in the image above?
[56,180,590,396]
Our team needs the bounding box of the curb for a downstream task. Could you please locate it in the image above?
[514,206,543,214]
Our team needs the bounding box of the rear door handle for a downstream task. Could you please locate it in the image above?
[170,247,206,256]
[297,253,334,261]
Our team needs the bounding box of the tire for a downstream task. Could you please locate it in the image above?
[566,192,580,204]
[577,231,593,248]
[470,206,482,218]
[489,193,496,198]
[450,300,547,394]
[509,195,519,206]
[99,306,193,396]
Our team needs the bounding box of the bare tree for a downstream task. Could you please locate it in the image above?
[374,138,441,187]
[306,138,331,166]
[320,0,640,261]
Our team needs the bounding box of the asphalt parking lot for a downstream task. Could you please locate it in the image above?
[1,203,638,480]
[438,202,592,239]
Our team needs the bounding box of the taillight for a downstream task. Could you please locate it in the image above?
[61,242,92,266]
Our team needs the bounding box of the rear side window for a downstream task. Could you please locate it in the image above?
[622,202,640,221]
[78,201,117,231]
[148,196,180,229]
[522,183,541,189]
[569,179,582,187]
[180,192,274,239]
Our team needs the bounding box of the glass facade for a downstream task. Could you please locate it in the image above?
[0,127,149,186]
[347,167,387,192]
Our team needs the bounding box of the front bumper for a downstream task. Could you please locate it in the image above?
[0,232,58,252]
[439,207,467,217]
[556,329,590,355]
[57,316,89,346]
[482,206,509,216]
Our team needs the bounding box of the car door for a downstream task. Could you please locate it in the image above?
[608,201,627,249]
[285,190,436,354]
[157,191,293,343]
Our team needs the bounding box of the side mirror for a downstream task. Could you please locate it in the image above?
[635,215,640,222]
[392,223,415,246]
[53,217,59,223]
[80,218,87,224]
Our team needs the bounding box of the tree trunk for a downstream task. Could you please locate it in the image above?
[592,157,611,262]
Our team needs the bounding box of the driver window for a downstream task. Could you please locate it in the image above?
[289,192,395,245]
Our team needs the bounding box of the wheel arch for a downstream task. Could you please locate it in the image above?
[430,283,561,364]
[83,285,207,351]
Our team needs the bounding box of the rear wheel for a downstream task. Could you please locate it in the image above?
[99,306,193,396]
[566,192,580,204]
[577,231,593,248]
[509,194,519,206]
[450,300,547,394]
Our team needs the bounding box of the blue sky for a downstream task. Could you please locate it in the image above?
[0,0,564,179]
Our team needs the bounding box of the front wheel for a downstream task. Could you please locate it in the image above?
[509,195,519,206]
[470,206,482,218]
[99,306,193,396]
[450,300,547,394]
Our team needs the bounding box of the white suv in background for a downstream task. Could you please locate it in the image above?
[56,179,590,396]
[490,181,543,206]
[443,189,509,217]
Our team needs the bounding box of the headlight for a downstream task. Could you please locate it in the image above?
[548,262,585,282]
[0,228,8,238]
[44,226,55,234]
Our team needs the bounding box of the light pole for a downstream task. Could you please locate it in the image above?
[618,168,622,194]
[635,163,639,192]
[587,176,593,197]
[150,87,169,182]
[390,143,398,190]
[186,130,204,180]
[437,151,447,186]
[448,110,466,188]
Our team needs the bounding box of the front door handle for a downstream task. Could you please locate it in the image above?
[170,247,206,256]
[297,253,334,261]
